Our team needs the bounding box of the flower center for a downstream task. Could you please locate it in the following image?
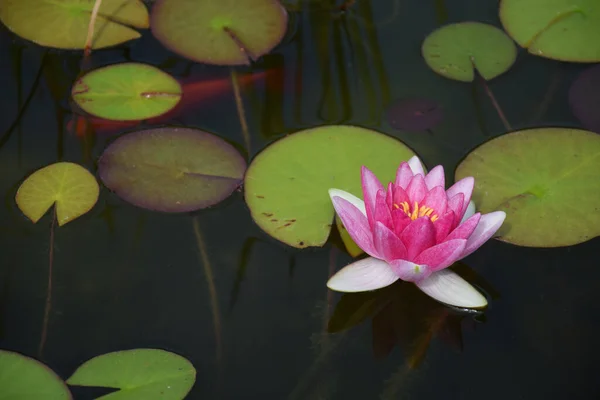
[394,201,439,222]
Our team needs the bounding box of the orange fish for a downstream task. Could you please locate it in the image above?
[69,69,281,137]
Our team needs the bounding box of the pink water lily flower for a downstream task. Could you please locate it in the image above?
[327,156,506,308]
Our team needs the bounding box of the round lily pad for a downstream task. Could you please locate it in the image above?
[66,349,195,400]
[455,127,600,247]
[386,98,444,131]
[0,0,148,50]
[16,162,100,226]
[98,127,246,212]
[569,64,600,133]
[150,0,288,65]
[500,0,600,62]
[244,125,417,248]
[0,350,72,399]
[72,63,182,121]
[422,22,517,82]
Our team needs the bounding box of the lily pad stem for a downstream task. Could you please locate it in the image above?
[38,208,56,359]
[230,68,251,153]
[84,0,103,57]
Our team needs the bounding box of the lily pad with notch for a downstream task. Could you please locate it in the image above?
[98,127,247,213]
[72,63,182,121]
[0,350,71,399]
[0,0,148,50]
[150,0,288,65]
[244,125,418,249]
[422,22,517,82]
[500,0,600,62]
[455,127,600,247]
[16,162,99,226]
[66,349,195,400]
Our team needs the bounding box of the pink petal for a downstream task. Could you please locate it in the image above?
[373,190,393,229]
[400,217,436,260]
[424,165,445,190]
[327,257,400,292]
[395,163,414,189]
[391,208,412,237]
[391,184,410,207]
[361,166,384,225]
[414,269,488,308]
[446,177,474,218]
[407,156,425,176]
[447,192,464,219]
[460,211,506,259]
[420,186,448,217]
[330,194,379,258]
[433,211,456,243]
[388,259,431,282]
[445,213,481,241]
[373,222,407,261]
[415,238,466,270]
[406,174,428,204]
[329,189,366,215]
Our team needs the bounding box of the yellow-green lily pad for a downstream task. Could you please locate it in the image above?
[16,162,99,226]
[500,0,600,62]
[150,0,288,65]
[422,22,517,82]
[0,0,148,50]
[72,63,182,121]
[244,125,417,249]
[66,349,195,400]
[455,127,600,247]
[0,350,72,399]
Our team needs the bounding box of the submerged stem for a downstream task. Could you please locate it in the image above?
[84,0,103,57]
[230,68,252,153]
[38,208,56,359]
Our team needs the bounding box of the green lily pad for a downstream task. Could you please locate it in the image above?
[151,0,288,65]
[66,349,195,400]
[98,127,247,212]
[455,127,600,247]
[0,350,72,399]
[0,0,148,50]
[500,0,600,62]
[72,63,182,121]
[16,162,100,226]
[244,125,417,248]
[422,22,517,82]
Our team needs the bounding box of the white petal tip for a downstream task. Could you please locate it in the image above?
[326,258,399,293]
[415,269,488,309]
[328,188,366,215]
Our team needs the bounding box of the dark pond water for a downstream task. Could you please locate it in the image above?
[1,0,599,399]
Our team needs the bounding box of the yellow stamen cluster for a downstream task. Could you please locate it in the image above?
[394,201,439,222]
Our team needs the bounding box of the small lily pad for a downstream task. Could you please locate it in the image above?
[0,350,72,399]
[500,0,600,62]
[569,64,600,133]
[72,63,182,121]
[422,22,517,82]
[455,127,600,247]
[151,0,288,65]
[66,349,195,400]
[244,125,417,248]
[0,0,148,50]
[16,162,100,226]
[98,127,246,212]
[386,98,444,131]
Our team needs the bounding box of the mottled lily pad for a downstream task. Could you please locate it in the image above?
[422,22,517,82]
[16,162,99,226]
[500,0,600,62]
[72,63,182,121]
[0,0,148,50]
[0,350,72,399]
[151,0,288,65]
[98,127,246,212]
[568,64,600,133]
[66,349,195,400]
[386,98,444,131]
[455,127,600,247]
[244,125,417,248]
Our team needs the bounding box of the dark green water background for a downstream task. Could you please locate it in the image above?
[0,0,599,398]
